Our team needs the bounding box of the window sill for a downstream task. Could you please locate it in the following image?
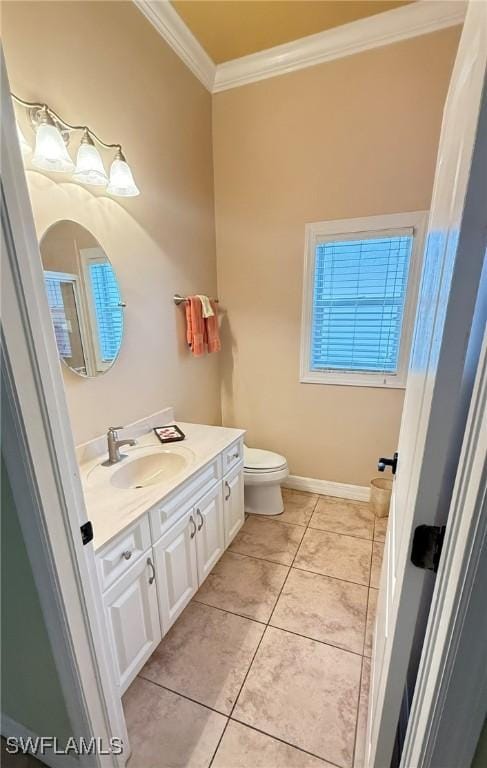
[299,372,407,389]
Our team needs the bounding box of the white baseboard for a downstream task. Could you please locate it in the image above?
[1,714,78,768]
[284,474,370,502]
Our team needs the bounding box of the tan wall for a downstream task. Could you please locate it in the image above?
[3,1,221,445]
[213,28,460,486]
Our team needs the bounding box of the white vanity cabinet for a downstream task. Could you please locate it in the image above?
[195,482,225,582]
[154,481,226,634]
[153,509,199,631]
[102,555,161,694]
[95,437,244,693]
[223,462,245,546]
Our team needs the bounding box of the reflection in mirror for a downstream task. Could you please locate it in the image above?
[40,220,124,378]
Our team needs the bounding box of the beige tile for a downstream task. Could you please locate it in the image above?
[364,589,378,657]
[234,626,361,768]
[213,721,333,768]
[373,516,388,542]
[123,677,226,768]
[194,551,289,622]
[310,497,374,540]
[140,602,264,714]
[354,658,371,768]
[270,568,368,654]
[294,528,372,586]
[278,489,318,526]
[229,516,305,566]
[370,542,384,589]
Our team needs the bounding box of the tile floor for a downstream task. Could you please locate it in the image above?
[123,490,385,768]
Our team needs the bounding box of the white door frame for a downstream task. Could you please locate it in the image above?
[1,49,128,766]
[402,305,487,768]
[399,73,487,768]
[366,3,487,765]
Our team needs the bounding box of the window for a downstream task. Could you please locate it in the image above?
[300,212,427,387]
[88,262,123,362]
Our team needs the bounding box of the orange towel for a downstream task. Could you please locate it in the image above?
[185,296,206,356]
[206,299,221,353]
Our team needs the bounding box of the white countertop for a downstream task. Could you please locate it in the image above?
[79,421,245,552]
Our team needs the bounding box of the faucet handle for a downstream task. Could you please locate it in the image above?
[107,426,124,439]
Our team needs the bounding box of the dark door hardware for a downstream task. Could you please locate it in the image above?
[378,452,398,474]
[80,521,94,545]
[411,525,446,573]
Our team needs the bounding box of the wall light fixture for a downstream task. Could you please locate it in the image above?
[12,94,140,197]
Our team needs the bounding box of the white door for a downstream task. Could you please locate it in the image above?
[367,5,487,767]
[153,510,199,633]
[223,465,245,546]
[103,555,161,694]
[195,483,225,582]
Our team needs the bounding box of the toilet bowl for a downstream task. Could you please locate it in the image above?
[244,446,289,516]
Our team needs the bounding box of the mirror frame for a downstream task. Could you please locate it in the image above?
[39,219,125,379]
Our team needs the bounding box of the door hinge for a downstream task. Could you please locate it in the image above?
[411,525,446,572]
[80,521,94,546]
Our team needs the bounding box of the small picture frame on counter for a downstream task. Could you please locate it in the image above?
[153,424,186,444]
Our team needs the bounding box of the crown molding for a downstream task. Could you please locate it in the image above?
[213,1,466,92]
[134,1,465,95]
[134,0,216,91]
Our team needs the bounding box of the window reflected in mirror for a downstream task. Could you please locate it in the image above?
[40,220,124,377]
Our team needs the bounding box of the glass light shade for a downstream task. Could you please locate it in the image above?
[73,142,108,186]
[16,122,32,156]
[107,157,140,197]
[32,123,75,173]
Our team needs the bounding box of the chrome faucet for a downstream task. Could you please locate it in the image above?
[102,426,137,466]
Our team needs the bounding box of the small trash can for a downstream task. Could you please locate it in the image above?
[370,477,392,518]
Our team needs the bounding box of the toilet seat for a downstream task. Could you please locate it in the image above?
[244,446,287,473]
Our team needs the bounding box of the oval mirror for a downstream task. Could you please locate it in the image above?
[40,220,124,378]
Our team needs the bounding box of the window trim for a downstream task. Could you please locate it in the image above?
[300,211,428,388]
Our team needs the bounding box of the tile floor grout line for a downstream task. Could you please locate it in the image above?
[191,596,270,627]
[228,548,297,568]
[307,523,375,543]
[207,717,230,768]
[291,563,370,589]
[223,510,310,729]
[137,674,231,718]
[228,716,348,768]
[266,621,367,659]
[267,504,318,626]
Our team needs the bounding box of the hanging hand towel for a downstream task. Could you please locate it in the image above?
[185,296,206,356]
[206,299,221,353]
[196,294,214,318]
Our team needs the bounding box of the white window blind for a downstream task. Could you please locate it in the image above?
[311,230,413,374]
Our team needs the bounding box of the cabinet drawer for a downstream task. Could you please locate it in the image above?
[223,438,244,476]
[96,516,151,592]
[149,457,221,542]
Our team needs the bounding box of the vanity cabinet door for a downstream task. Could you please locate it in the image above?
[153,510,198,634]
[195,483,225,584]
[223,463,245,546]
[103,555,161,694]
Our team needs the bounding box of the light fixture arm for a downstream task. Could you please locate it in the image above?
[11,93,122,152]
[11,92,139,197]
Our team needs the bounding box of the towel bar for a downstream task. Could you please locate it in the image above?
[174,294,219,305]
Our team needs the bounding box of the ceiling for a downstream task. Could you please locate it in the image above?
[171,1,413,64]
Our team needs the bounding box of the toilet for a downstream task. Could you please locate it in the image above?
[243,445,289,516]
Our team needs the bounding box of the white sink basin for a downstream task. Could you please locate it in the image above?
[87,445,195,490]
